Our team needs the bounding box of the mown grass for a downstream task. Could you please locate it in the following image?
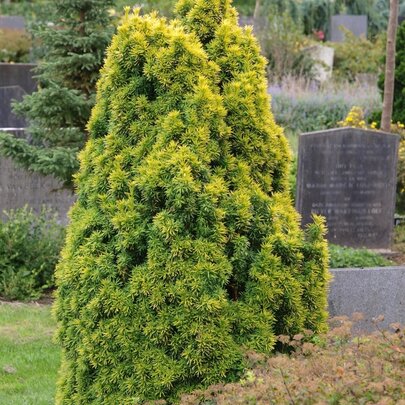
[0,302,60,405]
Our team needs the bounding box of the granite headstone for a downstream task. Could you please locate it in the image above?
[0,86,27,127]
[296,127,399,249]
[330,15,367,42]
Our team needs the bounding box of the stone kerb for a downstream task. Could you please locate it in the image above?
[328,266,405,332]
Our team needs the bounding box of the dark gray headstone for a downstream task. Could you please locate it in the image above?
[0,86,27,127]
[0,16,25,31]
[296,127,399,249]
[0,130,76,224]
[330,15,368,42]
[0,63,37,94]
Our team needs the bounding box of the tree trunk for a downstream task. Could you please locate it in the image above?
[381,0,399,132]
[254,0,261,21]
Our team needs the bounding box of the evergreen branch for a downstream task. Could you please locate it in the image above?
[0,131,78,187]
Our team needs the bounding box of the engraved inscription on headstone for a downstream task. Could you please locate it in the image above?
[0,130,76,224]
[296,128,399,249]
[0,86,27,127]
[330,15,368,42]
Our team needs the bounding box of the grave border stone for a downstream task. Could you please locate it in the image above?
[328,266,405,332]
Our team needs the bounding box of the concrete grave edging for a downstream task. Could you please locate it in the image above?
[328,266,405,332]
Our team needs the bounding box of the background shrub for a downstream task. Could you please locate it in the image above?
[270,79,381,150]
[0,28,31,63]
[0,0,115,188]
[0,206,65,301]
[329,244,391,268]
[329,29,385,82]
[257,11,315,81]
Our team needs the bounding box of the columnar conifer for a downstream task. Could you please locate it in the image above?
[54,0,329,402]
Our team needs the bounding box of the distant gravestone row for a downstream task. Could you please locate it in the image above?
[0,15,25,30]
[296,128,399,249]
[330,15,368,42]
[0,59,75,223]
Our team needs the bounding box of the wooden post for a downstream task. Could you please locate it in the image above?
[381,0,399,132]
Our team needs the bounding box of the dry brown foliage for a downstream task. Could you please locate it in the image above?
[177,315,405,405]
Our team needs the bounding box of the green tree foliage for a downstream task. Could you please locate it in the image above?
[0,0,115,187]
[54,0,330,402]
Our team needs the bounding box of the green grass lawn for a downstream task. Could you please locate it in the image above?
[0,302,59,405]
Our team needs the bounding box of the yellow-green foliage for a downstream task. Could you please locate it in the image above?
[338,106,368,129]
[54,0,330,402]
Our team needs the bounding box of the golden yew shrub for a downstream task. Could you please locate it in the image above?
[54,0,329,402]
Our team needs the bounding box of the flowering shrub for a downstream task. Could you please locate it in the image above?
[337,106,368,129]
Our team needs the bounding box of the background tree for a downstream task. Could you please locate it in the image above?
[0,0,115,187]
[382,0,399,131]
[54,0,329,402]
[379,19,405,125]
[391,19,405,124]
